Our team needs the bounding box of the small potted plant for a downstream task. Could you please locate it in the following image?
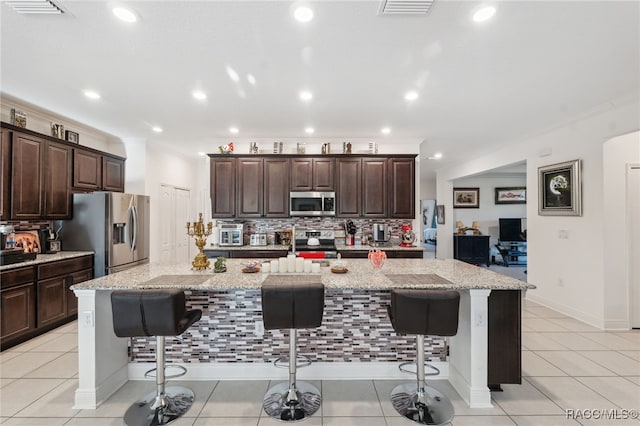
[214,256,227,273]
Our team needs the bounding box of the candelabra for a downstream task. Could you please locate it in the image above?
[186,212,213,270]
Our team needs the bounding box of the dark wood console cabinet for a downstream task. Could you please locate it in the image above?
[453,234,490,266]
[488,290,522,387]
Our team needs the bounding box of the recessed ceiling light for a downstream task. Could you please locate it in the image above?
[404,91,418,101]
[229,127,239,134]
[83,90,101,100]
[247,74,256,85]
[381,127,391,135]
[293,6,314,23]
[192,91,207,100]
[472,5,496,23]
[152,126,163,133]
[299,90,313,101]
[112,7,137,23]
[305,127,314,134]
[197,152,206,156]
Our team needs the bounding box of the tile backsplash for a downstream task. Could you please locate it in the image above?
[215,217,414,245]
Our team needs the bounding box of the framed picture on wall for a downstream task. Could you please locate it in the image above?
[538,159,582,216]
[436,205,445,224]
[453,187,480,208]
[495,187,526,204]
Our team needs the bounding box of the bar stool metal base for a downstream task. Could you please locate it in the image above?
[390,383,454,425]
[263,381,321,422]
[123,386,195,426]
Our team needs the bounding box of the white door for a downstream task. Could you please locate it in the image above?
[630,165,640,328]
[175,187,191,263]
[159,184,191,264]
[159,184,175,262]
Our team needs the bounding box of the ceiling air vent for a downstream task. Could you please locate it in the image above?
[380,0,434,15]
[5,0,63,14]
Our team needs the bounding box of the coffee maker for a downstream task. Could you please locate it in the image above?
[372,223,390,246]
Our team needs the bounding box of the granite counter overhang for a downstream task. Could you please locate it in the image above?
[0,251,94,272]
[71,258,533,291]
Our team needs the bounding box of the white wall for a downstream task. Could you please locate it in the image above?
[436,100,640,328]
[0,93,125,156]
[452,175,526,246]
[603,131,640,329]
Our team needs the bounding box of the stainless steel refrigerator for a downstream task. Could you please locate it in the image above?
[57,192,150,277]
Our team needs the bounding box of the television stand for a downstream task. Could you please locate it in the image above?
[495,241,527,267]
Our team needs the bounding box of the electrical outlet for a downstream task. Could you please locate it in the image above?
[558,278,564,287]
[81,311,94,327]
[558,230,569,239]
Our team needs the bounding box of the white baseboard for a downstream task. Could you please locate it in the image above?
[128,361,450,381]
[74,364,128,409]
[525,294,605,329]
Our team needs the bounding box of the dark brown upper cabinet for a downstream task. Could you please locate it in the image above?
[237,158,263,218]
[237,157,289,218]
[388,158,415,218]
[102,155,125,192]
[290,158,335,191]
[11,132,44,219]
[263,158,289,217]
[43,141,72,219]
[0,129,11,220]
[336,158,362,217]
[210,157,236,217]
[73,149,102,190]
[362,158,387,217]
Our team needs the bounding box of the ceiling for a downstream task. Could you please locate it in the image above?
[1,1,639,162]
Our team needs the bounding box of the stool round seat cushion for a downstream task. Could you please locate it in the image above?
[389,289,460,336]
[261,282,324,330]
[111,289,202,337]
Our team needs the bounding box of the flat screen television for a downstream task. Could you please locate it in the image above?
[499,218,525,242]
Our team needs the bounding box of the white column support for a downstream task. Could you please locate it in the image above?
[448,289,493,408]
[74,289,128,409]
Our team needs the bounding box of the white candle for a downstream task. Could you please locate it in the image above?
[311,262,321,273]
[278,257,287,273]
[296,257,304,273]
[287,254,296,273]
[304,259,312,273]
[271,260,279,273]
[262,262,271,273]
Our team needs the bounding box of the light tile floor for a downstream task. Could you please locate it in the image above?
[1,300,639,425]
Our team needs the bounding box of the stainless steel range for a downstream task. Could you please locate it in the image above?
[294,229,337,259]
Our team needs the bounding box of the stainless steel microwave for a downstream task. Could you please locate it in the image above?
[290,191,336,216]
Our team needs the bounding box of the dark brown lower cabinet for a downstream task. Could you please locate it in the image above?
[488,290,522,388]
[37,276,67,327]
[1,255,93,350]
[0,267,36,346]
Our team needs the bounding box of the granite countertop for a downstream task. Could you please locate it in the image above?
[71,258,532,291]
[0,251,94,272]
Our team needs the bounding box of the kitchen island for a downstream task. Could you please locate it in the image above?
[71,258,531,410]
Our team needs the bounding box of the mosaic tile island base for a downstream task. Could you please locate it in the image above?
[72,259,530,364]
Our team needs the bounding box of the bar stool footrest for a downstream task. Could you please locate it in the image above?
[398,361,440,377]
[144,364,188,380]
[273,355,312,369]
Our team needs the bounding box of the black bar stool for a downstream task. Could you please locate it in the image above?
[388,289,460,425]
[111,289,202,426]
[261,280,325,422]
